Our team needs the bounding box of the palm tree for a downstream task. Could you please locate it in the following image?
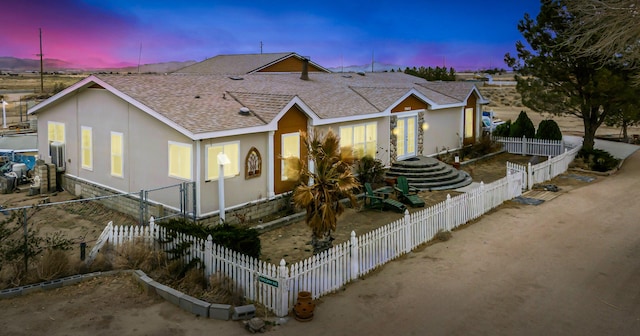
[289,129,360,254]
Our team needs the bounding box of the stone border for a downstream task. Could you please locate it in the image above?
[0,270,258,322]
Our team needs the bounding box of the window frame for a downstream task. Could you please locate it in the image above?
[47,121,65,143]
[205,141,240,181]
[81,126,93,171]
[339,122,378,158]
[168,141,193,180]
[110,131,124,178]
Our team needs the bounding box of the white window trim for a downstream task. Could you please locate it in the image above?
[48,121,65,143]
[205,141,240,181]
[111,131,124,178]
[81,126,93,171]
[168,141,193,180]
[339,122,378,158]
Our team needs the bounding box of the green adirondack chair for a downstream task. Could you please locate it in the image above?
[394,176,425,207]
[364,183,406,213]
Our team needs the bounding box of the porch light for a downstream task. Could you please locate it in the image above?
[422,122,430,131]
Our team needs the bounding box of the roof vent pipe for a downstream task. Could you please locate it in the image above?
[239,107,251,116]
[300,57,309,80]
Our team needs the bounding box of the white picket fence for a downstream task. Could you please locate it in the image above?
[95,170,524,317]
[506,145,582,190]
[494,136,565,157]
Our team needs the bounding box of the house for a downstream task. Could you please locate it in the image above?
[28,60,488,224]
[172,52,331,75]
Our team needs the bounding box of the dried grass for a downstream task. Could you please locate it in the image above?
[113,239,166,273]
[36,249,71,281]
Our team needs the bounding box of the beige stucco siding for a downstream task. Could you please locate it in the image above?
[422,107,463,156]
[198,132,270,216]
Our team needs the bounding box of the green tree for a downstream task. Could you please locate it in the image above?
[509,111,536,138]
[505,0,625,150]
[601,69,640,141]
[291,129,360,254]
[536,119,563,140]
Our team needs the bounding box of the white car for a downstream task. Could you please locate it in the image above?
[482,115,506,133]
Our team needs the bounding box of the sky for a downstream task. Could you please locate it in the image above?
[1,0,541,71]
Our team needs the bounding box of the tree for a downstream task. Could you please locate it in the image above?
[536,119,563,140]
[290,129,360,254]
[564,0,640,77]
[509,111,536,138]
[505,0,627,150]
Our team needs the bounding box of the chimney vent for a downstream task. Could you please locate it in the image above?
[300,57,309,80]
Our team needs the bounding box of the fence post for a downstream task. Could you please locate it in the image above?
[139,190,145,225]
[204,235,213,277]
[277,259,289,317]
[404,209,411,253]
[480,181,485,213]
[446,194,452,230]
[350,231,359,281]
[527,162,533,190]
[149,216,156,243]
[522,135,527,156]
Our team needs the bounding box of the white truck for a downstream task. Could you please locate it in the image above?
[482,111,506,133]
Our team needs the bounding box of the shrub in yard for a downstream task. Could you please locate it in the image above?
[113,239,166,273]
[536,119,563,140]
[493,120,511,137]
[577,148,619,172]
[201,273,245,306]
[355,155,385,186]
[435,229,452,242]
[159,218,261,258]
[36,249,71,281]
[509,111,536,138]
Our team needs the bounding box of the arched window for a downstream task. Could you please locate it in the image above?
[245,147,262,179]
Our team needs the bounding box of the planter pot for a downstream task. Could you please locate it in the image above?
[293,291,315,322]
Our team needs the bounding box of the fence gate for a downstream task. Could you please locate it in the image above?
[507,162,528,191]
[142,182,196,223]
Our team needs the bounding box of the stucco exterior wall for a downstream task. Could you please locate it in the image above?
[422,107,463,156]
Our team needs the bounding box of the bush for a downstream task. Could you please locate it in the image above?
[536,119,563,140]
[509,111,536,138]
[577,148,620,172]
[355,155,385,186]
[113,239,166,273]
[493,120,511,137]
[36,249,71,281]
[159,218,261,258]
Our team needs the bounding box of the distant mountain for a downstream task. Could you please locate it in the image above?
[0,56,197,74]
[328,62,405,73]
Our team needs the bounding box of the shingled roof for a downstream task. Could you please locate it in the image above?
[31,72,487,140]
[172,52,331,75]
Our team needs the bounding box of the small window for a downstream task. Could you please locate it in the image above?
[168,141,192,180]
[207,142,240,180]
[81,126,93,170]
[111,132,123,177]
[245,147,262,179]
[48,121,65,143]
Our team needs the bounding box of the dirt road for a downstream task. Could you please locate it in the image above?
[2,151,639,335]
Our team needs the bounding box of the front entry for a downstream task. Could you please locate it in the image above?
[396,116,417,160]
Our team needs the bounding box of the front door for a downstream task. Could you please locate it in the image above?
[396,116,417,160]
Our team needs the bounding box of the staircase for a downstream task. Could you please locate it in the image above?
[386,156,473,191]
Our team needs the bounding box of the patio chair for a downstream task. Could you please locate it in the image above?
[364,183,407,213]
[394,176,425,208]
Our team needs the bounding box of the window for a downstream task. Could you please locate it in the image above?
[245,147,262,179]
[464,108,474,138]
[206,142,239,180]
[81,126,92,170]
[281,132,300,181]
[339,123,377,158]
[111,132,123,177]
[169,141,192,180]
[48,121,65,143]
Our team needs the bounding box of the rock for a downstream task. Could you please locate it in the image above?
[244,317,266,333]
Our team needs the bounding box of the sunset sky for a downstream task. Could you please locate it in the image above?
[1,0,541,70]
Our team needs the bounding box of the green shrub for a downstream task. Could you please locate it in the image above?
[577,148,620,172]
[509,111,536,138]
[159,218,261,258]
[355,155,385,186]
[536,119,563,140]
[493,120,511,137]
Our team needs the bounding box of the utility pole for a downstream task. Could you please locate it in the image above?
[38,28,44,93]
[260,41,263,54]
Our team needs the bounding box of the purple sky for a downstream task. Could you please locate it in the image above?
[1,0,541,70]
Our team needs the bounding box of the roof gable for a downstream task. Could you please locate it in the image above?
[172,52,331,75]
